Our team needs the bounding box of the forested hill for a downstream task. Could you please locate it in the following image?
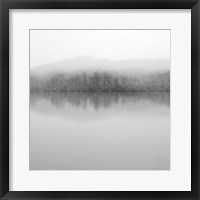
[31,57,170,78]
[30,71,170,92]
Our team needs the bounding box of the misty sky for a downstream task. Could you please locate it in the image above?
[30,30,170,68]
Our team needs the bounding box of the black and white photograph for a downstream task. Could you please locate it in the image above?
[30,29,170,170]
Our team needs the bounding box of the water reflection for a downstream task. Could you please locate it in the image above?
[30,91,170,170]
[30,91,170,110]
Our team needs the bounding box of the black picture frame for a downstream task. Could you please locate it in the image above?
[0,0,199,199]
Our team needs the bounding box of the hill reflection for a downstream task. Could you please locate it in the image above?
[30,91,170,110]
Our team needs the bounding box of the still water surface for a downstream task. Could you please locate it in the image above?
[30,92,170,170]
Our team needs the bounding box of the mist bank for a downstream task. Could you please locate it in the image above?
[30,57,170,78]
[30,70,170,92]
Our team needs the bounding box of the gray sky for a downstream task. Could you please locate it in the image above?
[30,30,170,68]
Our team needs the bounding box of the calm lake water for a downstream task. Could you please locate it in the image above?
[30,92,170,170]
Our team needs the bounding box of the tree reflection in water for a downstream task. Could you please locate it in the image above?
[30,91,170,110]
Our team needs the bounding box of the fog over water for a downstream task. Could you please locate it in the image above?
[30,91,170,170]
[30,29,170,170]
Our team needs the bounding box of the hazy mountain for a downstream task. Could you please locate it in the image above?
[30,56,170,92]
[30,56,170,79]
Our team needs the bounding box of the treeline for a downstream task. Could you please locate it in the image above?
[30,71,170,92]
